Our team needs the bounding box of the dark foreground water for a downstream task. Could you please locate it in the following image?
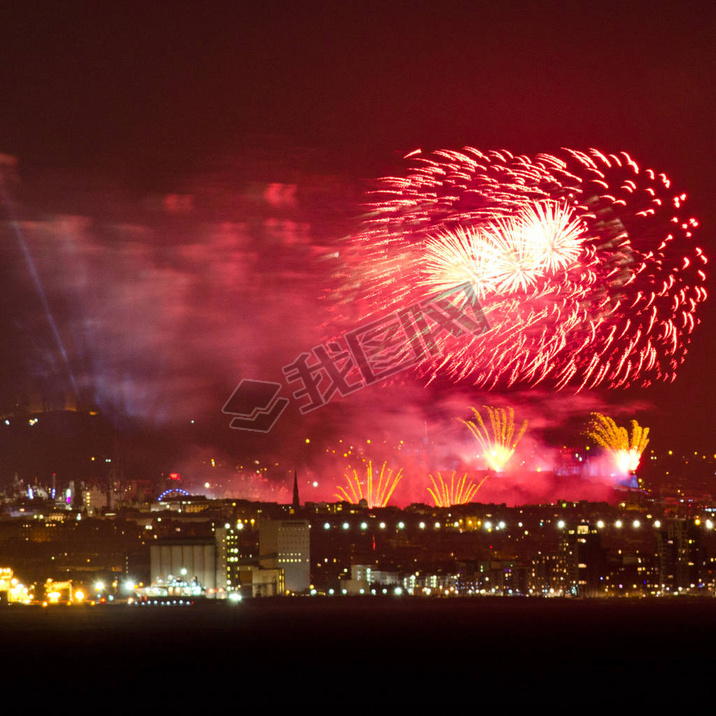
[3,597,715,700]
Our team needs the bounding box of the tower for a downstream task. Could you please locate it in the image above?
[259,519,310,594]
[292,469,300,512]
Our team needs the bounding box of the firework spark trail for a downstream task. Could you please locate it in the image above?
[427,471,487,507]
[334,460,403,508]
[345,148,707,391]
[460,406,528,472]
[586,413,650,473]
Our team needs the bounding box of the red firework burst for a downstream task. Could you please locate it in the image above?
[344,147,707,390]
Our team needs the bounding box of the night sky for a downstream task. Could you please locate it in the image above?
[0,2,713,498]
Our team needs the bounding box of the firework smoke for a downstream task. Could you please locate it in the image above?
[0,154,671,507]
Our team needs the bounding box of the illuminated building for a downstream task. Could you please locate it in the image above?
[215,522,290,597]
[403,571,458,596]
[150,538,217,592]
[259,519,310,593]
[83,484,108,515]
[0,568,31,604]
[248,567,285,597]
[529,553,562,595]
[44,579,74,604]
[341,564,401,595]
[557,523,607,597]
[215,525,241,590]
[214,523,259,592]
[655,519,704,592]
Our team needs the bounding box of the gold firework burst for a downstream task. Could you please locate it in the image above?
[461,406,528,472]
[586,413,650,473]
[334,460,403,508]
[427,471,487,507]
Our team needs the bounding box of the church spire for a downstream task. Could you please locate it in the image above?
[292,469,300,512]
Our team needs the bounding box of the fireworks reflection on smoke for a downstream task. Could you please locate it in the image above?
[346,147,707,391]
[586,413,650,475]
[334,460,403,508]
[427,471,486,507]
[460,406,528,472]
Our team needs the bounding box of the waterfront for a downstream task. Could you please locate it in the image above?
[4,597,715,698]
